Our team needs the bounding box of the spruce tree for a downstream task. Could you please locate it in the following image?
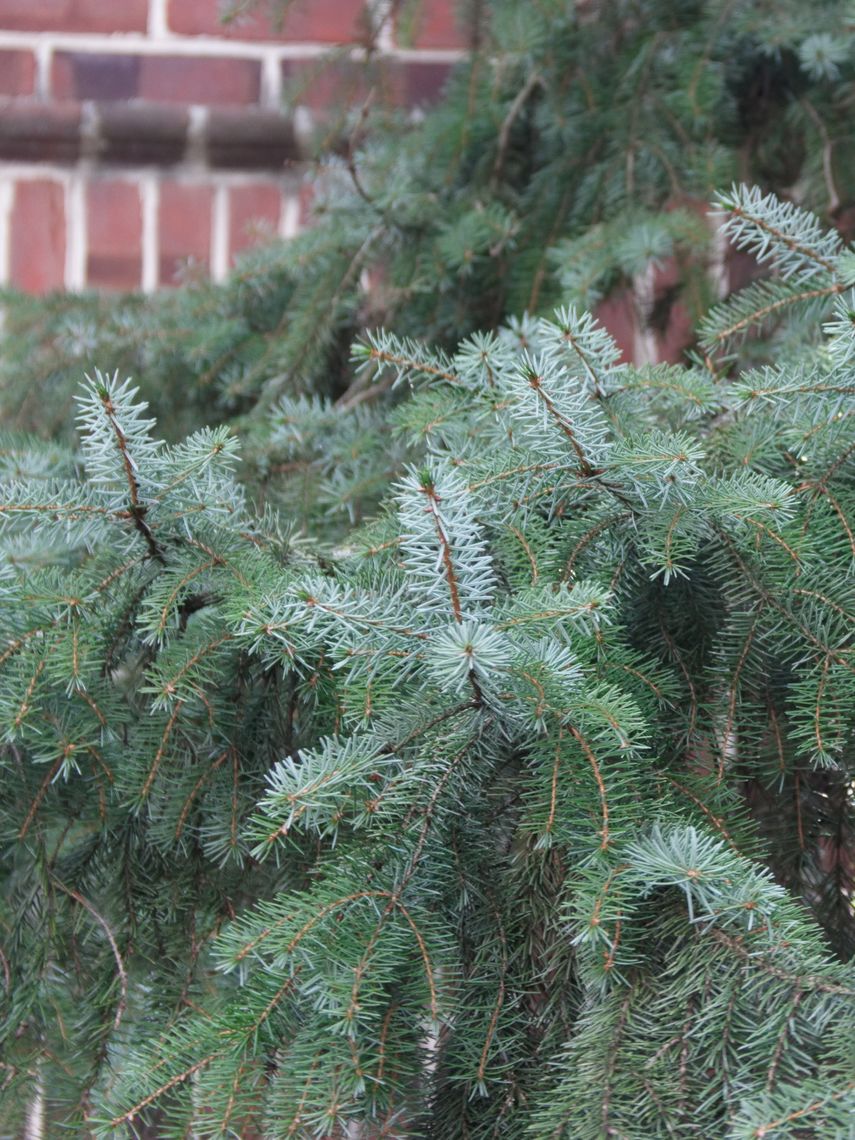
[3,0,854,466]
[4,2,855,1135]
[2,186,854,1137]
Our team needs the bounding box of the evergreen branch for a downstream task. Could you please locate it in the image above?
[790,588,854,626]
[813,655,833,762]
[152,562,219,641]
[561,513,630,581]
[811,436,855,489]
[600,987,635,1137]
[18,754,64,839]
[398,737,479,890]
[228,746,240,856]
[749,1080,855,1139]
[0,501,108,518]
[665,778,741,853]
[498,604,602,630]
[662,504,687,580]
[375,1002,398,1084]
[157,428,237,498]
[301,595,430,640]
[0,625,47,670]
[796,482,855,558]
[715,530,854,675]
[391,900,440,1026]
[139,700,185,801]
[491,70,543,187]
[702,282,842,349]
[217,1060,256,1137]
[50,877,128,1031]
[505,522,540,584]
[183,537,251,587]
[476,894,508,1088]
[769,700,788,782]
[715,186,843,277]
[174,748,230,840]
[524,362,596,474]
[230,891,387,966]
[764,987,803,1093]
[802,97,841,214]
[610,373,715,408]
[285,1051,324,1138]
[550,305,622,398]
[107,1052,224,1129]
[360,347,459,386]
[707,928,855,996]
[742,518,802,567]
[720,614,761,782]
[418,475,464,623]
[466,461,564,493]
[386,700,479,753]
[545,726,565,840]
[345,907,398,1031]
[151,635,233,703]
[602,658,668,704]
[12,653,48,732]
[740,381,855,400]
[251,975,297,1036]
[585,865,629,949]
[568,723,610,850]
[657,610,698,735]
[95,383,165,564]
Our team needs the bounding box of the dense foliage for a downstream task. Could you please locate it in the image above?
[1,185,854,1137]
[3,1,855,1136]
[3,0,855,462]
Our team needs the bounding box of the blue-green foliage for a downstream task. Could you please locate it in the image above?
[1,188,854,1136]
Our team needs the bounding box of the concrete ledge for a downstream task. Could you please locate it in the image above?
[0,99,302,169]
[96,102,188,165]
[207,107,298,169]
[0,101,82,162]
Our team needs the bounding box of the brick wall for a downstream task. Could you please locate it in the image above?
[0,0,468,292]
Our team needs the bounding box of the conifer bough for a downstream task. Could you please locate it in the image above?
[5,0,855,477]
[1,187,854,1137]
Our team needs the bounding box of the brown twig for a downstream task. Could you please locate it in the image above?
[51,878,128,1031]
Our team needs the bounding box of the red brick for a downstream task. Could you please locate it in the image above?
[281,57,386,112]
[727,245,758,294]
[649,258,694,364]
[833,205,855,245]
[599,272,695,366]
[400,61,453,106]
[0,0,147,33]
[10,179,66,295]
[86,180,142,290]
[52,52,261,106]
[229,183,281,260]
[595,290,635,365]
[140,55,261,106]
[298,181,315,227]
[394,0,467,48]
[0,49,35,96]
[52,53,140,101]
[168,0,367,43]
[656,297,694,364]
[281,58,452,114]
[159,181,212,284]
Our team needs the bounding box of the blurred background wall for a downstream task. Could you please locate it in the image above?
[0,0,467,293]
